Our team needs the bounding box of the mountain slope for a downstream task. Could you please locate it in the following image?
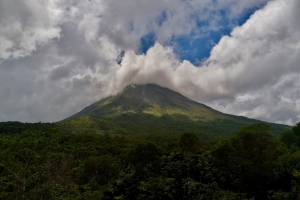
[63,84,290,140]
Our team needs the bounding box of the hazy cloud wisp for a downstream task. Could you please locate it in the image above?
[0,0,299,125]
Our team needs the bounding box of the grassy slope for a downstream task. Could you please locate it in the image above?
[0,121,57,135]
[64,84,290,141]
[58,117,130,135]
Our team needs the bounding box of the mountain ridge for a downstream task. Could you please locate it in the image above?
[71,84,231,120]
[62,83,290,140]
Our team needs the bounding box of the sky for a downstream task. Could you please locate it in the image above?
[0,0,299,125]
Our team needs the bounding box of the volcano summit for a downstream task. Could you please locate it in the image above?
[63,84,289,140]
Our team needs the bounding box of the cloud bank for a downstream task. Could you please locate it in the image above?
[0,0,299,125]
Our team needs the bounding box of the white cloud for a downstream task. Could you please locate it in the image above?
[0,0,299,126]
[0,0,63,60]
[0,0,270,61]
[107,0,300,125]
[215,0,270,18]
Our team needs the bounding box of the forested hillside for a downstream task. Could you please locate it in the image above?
[65,84,290,140]
[1,122,300,199]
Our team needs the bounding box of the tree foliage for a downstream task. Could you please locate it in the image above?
[0,122,299,199]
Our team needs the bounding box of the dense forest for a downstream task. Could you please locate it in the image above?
[1,122,300,199]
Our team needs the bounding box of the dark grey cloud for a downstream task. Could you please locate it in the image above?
[106,0,300,125]
[0,0,299,126]
[0,0,62,60]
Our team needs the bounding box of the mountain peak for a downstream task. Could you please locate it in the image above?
[122,83,187,105]
[70,83,215,119]
[65,83,289,139]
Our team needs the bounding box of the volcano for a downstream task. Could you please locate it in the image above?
[62,84,289,140]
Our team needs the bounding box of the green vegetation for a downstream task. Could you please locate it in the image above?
[1,122,300,199]
[0,84,295,199]
[65,84,289,140]
[59,117,129,135]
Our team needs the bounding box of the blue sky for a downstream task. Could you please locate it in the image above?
[140,7,260,65]
[0,0,300,125]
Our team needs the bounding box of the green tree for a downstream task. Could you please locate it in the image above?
[292,122,300,136]
[179,132,202,153]
[281,130,297,149]
[127,142,162,172]
[291,122,300,148]
[212,123,287,192]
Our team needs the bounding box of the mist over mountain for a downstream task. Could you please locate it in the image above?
[0,0,299,125]
[64,84,289,140]
[1,1,300,198]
